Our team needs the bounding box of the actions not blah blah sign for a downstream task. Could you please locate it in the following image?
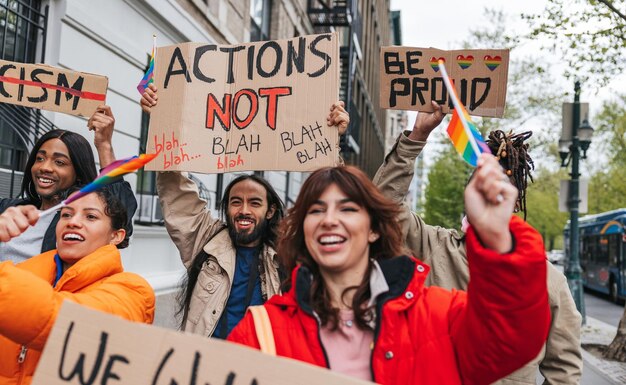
[145,33,340,173]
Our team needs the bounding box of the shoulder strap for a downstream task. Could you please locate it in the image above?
[248,305,276,356]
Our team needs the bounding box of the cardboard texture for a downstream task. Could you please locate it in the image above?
[0,59,108,117]
[146,33,340,173]
[379,47,509,118]
[32,302,372,385]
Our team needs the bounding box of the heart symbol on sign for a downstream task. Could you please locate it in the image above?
[484,55,502,71]
[456,54,474,69]
[430,57,445,72]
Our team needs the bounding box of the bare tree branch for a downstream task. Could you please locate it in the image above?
[597,0,626,24]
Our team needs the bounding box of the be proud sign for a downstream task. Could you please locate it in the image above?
[380,47,509,118]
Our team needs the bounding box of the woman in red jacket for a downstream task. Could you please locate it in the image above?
[228,155,550,385]
[0,188,155,385]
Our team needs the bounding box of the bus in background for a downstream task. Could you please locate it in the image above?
[564,209,626,303]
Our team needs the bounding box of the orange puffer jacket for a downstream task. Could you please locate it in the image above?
[229,216,551,385]
[0,244,155,385]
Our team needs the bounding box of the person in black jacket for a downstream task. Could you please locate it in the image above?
[0,105,137,263]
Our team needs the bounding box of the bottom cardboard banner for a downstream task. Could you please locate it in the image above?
[32,302,371,385]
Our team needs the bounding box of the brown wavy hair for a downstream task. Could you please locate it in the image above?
[278,165,406,330]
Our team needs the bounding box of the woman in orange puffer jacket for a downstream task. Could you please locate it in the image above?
[0,188,155,385]
[228,159,550,385]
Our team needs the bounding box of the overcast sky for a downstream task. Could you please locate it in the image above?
[390,0,543,48]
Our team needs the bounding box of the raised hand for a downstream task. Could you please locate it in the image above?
[140,83,158,114]
[464,153,517,253]
[0,206,39,243]
[87,105,116,167]
[408,101,445,141]
[327,101,349,136]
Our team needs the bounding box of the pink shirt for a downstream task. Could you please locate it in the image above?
[318,261,389,382]
[319,309,374,381]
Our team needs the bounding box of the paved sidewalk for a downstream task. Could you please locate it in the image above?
[581,316,626,385]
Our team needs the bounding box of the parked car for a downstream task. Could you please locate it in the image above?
[547,250,565,265]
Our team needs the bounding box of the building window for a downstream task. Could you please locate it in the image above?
[0,0,49,198]
[250,0,271,41]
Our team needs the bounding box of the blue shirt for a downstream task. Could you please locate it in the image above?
[53,254,64,288]
[213,246,263,339]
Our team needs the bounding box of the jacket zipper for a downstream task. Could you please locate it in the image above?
[17,345,27,363]
[17,345,28,385]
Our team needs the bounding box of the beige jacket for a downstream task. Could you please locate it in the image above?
[372,131,582,385]
[157,171,281,336]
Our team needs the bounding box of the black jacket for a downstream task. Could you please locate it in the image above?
[0,180,137,253]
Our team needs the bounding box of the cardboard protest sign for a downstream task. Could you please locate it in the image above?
[146,33,339,173]
[379,47,509,117]
[32,302,372,385]
[0,59,107,117]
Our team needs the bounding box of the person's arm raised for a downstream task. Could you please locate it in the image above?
[450,153,550,383]
[87,105,116,168]
[371,102,470,282]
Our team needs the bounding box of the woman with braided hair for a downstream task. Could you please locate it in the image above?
[373,102,582,385]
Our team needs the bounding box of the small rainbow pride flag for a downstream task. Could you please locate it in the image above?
[446,108,490,166]
[438,60,490,167]
[136,35,156,95]
[40,154,157,216]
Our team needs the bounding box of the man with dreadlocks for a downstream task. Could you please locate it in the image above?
[487,129,535,217]
[373,102,582,385]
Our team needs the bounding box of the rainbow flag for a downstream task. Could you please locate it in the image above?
[136,36,156,95]
[437,60,490,167]
[39,154,157,216]
[446,108,490,167]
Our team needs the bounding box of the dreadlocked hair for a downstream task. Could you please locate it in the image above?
[486,130,535,220]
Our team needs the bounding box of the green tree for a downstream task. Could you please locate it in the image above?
[524,168,570,250]
[423,147,472,231]
[586,95,626,360]
[588,168,626,213]
[587,94,626,212]
[593,94,626,166]
[523,0,626,86]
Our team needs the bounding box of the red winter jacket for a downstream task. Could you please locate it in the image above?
[228,216,550,385]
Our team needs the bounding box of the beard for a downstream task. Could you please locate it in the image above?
[228,214,269,246]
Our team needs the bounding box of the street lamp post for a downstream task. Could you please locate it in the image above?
[559,81,594,325]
